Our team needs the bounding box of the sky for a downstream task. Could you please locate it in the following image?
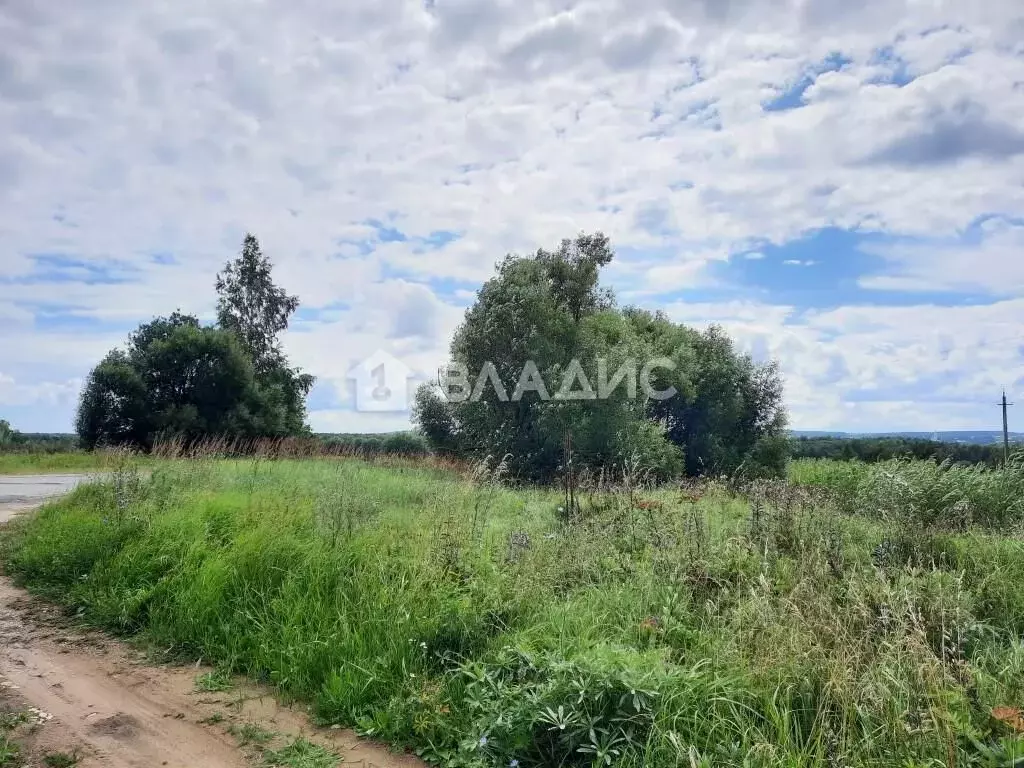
[1,0,1023,435]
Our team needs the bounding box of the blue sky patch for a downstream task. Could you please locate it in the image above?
[762,52,852,112]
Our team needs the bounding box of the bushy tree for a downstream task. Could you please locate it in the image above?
[412,383,459,456]
[76,349,149,449]
[76,233,315,450]
[76,316,270,449]
[414,232,787,480]
[633,314,788,476]
[0,419,16,446]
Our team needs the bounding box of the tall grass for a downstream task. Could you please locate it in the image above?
[3,457,1024,766]
[791,452,1024,530]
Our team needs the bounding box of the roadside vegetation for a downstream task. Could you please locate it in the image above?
[4,454,1024,767]
[791,452,1024,530]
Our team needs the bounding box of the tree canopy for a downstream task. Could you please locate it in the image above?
[414,232,788,480]
[76,235,314,450]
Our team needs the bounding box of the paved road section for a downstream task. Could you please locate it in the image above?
[0,474,97,523]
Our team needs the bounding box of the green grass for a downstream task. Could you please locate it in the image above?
[4,457,1024,766]
[228,721,276,746]
[0,710,26,768]
[0,736,19,768]
[0,450,147,475]
[0,452,96,475]
[263,737,339,767]
[194,669,233,693]
[790,452,1024,529]
[42,751,80,768]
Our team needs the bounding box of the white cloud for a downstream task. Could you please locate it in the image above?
[662,298,1024,431]
[1,0,1023,431]
[0,372,80,409]
[860,218,1024,295]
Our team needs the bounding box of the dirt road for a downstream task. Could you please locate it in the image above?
[0,478,424,768]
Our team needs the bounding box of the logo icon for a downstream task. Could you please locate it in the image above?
[347,350,415,412]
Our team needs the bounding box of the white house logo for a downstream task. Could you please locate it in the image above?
[347,350,415,412]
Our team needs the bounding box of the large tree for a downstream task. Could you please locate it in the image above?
[414,232,788,480]
[76,315,269,449]
[76,234,315,449]
[215,233,314,434]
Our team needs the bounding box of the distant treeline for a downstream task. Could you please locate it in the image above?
[0,422,81,454]
[0,418,433,459]
[789,436,1007,466]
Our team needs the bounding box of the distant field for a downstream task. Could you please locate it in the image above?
[3,456,1024,766]
[0,451,124,475]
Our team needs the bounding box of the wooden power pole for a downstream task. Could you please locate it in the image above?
[1000,391,1014,465]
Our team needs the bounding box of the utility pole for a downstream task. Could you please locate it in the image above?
[1000,390,1014,465]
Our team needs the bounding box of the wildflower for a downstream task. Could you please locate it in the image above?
[479,735,488,747]
[420,641,427,649]
[510,760,519,768]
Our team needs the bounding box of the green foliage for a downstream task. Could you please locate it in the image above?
[738,434,791,480]
[42,751,80,767]
[634,315,787,477]
[234,722,275,746]
[216,233,299,377]
[0,420,13,446]
[75,317,271,449]
[76,234,313,450]
[415,232,787,480]
[413,385,460,456]
[195,669,234,692]
[0,736,19,767]
[0,709,26,768]
[216,233,314,435]
[0,451,124,474]
[0,421,78,456]
[263,738,339,767]
[7,459,1024,767]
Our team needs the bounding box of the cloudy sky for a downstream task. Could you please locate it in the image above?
[1,0,1023,434]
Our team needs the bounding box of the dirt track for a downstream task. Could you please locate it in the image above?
[0,485,424,768]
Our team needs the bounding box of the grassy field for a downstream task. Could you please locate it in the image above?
[0,447,171,475]
[0,451,120,475]
[3,456,1024,767]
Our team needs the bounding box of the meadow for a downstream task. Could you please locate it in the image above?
[3,453,1024,767]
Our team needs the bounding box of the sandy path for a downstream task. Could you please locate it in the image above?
[0,481,425,768]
